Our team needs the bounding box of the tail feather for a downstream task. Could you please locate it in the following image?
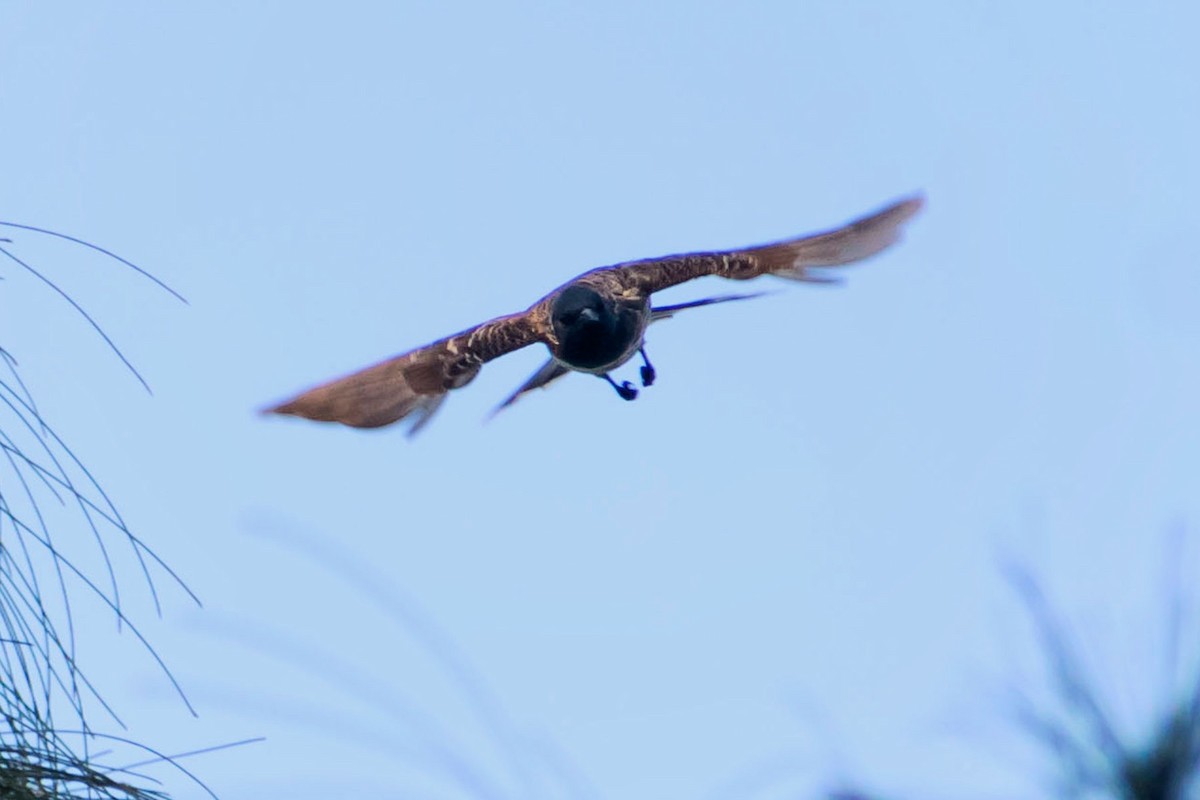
[488,359,571,419]
[650,291,769,320]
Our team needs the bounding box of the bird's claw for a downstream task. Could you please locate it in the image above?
[640,364,656,387]
[617,381,638,401]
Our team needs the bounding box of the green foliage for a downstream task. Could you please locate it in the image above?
[0,225,194,799]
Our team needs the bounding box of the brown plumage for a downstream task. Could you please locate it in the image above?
[263,194,924,434]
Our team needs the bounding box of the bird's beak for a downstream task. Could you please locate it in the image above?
[579,307,600,323]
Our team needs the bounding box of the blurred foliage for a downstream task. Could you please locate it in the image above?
[1007,560,1200,800]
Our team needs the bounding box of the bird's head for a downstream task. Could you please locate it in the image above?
[551,284,613,340]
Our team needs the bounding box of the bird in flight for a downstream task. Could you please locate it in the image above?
[264,194,924,434]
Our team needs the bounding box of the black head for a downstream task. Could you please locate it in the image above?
[550,283,643,370]
[551,284,611,339]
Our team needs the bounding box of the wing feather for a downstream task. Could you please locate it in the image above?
[739,194,925,281]
[263,311,544,432]
[592,194,924,296]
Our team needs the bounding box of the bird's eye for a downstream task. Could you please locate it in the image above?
[559,311,578,325]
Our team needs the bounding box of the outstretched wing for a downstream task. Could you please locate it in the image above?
[588,194,924,298]
[263,310,545,433]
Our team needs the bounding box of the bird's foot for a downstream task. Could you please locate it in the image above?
[604,373,639,400]
[638,348,656,387]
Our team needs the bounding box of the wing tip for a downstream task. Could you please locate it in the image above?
[888,192,927,223]
[260,384,449,432]
[259,399,291,417]
[767,190,927,278]
[257,394,391,429]
[258,391,331,422]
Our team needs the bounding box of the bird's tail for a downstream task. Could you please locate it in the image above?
[649,291,767,320]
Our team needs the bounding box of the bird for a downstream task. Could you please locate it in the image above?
[263,194,924,434]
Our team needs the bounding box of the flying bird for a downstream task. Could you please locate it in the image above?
[264,194,924,434]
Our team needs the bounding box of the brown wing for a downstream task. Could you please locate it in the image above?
[263,309,546,432]
[586,194,924,298]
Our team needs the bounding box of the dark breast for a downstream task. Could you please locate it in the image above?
[557,302,646,372]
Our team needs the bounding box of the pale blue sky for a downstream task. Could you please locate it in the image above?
[3,3,1200,798]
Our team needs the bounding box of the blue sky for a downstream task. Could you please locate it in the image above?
[3,3,1200,798]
